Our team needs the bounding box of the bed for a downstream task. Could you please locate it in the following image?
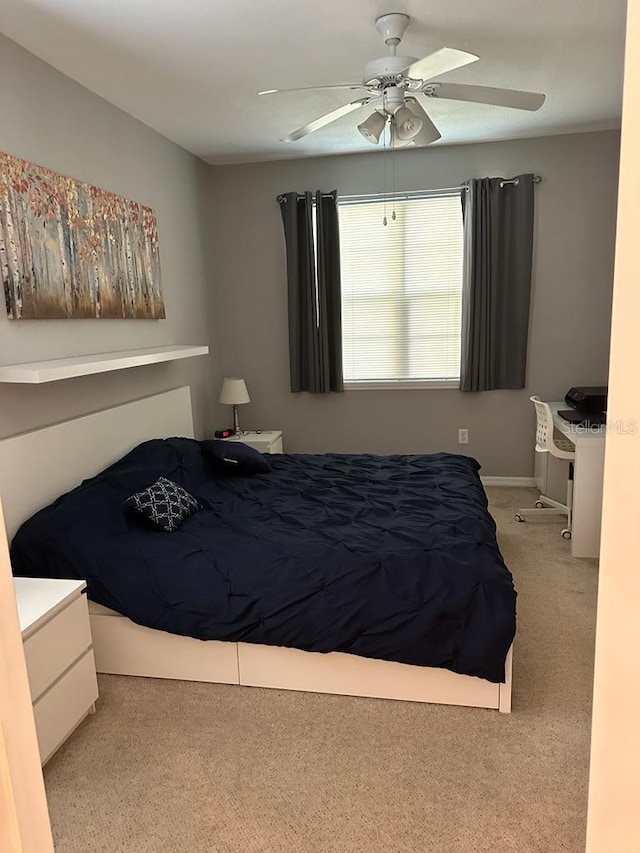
[0,386,515,712]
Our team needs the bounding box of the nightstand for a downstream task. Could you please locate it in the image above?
[14,577,99,765]
[224,430,283,454]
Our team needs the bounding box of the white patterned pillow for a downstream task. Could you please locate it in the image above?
[124,477,202,532]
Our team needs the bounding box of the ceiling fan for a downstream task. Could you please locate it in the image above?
[259,13,546,147]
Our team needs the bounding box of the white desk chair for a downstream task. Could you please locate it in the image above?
[515,396,576,540]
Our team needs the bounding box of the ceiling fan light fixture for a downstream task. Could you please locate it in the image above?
[357,110,386,144]
[394,106,423,141]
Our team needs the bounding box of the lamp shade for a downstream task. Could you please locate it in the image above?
[219,377,250,405]
[394,106,423,141]
[389,123,412,148]
[357,111,386,144]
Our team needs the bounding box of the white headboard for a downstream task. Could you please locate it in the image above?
[0,386,194,540]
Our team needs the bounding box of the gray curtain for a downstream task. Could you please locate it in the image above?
[460,174,535,391]
[279,190,343,393]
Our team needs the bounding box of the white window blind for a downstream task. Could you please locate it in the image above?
[339,193,464,384]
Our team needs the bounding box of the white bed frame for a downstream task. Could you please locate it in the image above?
[0,387,512,712]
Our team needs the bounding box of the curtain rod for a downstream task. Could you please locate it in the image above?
[279,176,542,205]
[496,176,542,188]
[277,192,335,203]
[340,187,462,203]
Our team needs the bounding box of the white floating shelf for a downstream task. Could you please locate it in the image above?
[0,345,209,384]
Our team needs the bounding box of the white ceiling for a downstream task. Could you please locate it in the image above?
[0,0,627,165]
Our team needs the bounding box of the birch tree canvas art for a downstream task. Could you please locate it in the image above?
[0,151,165,319]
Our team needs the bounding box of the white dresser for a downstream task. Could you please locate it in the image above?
[224,430,283,454]
[14,577,99,764]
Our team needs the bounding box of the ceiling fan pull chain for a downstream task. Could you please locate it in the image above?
[383,121,388,226]
[391,137,397,221]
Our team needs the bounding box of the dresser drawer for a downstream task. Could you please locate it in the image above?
[23,593,92,702]
[33,649,98,764]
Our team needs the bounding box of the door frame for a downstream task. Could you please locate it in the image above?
[0,495,53,853]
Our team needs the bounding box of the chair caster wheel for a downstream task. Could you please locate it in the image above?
[535,501,544,509]
[561,529,572,540]
[514,514,524,522]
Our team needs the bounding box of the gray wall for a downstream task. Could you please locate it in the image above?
[0,34,620,477]
[0,35,222,440]
[207,130,619,476]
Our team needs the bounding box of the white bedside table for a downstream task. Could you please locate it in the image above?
[224,430,283,454]
[14,577,99,764]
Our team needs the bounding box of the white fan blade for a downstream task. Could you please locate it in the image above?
[429,82,546,111]
[405,96,442,145]
[259,84,365,96]
[403,47,479,83]
[281,98,371,142]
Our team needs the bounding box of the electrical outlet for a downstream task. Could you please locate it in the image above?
[458,429,469,444]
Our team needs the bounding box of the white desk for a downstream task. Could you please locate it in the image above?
[547,402,606,559]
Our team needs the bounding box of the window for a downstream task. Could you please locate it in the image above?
[339,192,464,387]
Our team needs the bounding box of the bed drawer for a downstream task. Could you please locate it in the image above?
[33,649,98,764]
[90,608,239,684]
[23,593,92,702]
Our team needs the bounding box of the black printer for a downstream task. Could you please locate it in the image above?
[559,386,608,426]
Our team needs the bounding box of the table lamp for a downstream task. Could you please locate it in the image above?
[219,377,250,434]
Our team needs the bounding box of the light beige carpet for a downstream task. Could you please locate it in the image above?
[43,488,598,853]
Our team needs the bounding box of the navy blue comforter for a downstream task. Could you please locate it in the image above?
[11,439,516,682]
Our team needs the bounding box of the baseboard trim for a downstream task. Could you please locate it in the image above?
[481,476,537,487]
